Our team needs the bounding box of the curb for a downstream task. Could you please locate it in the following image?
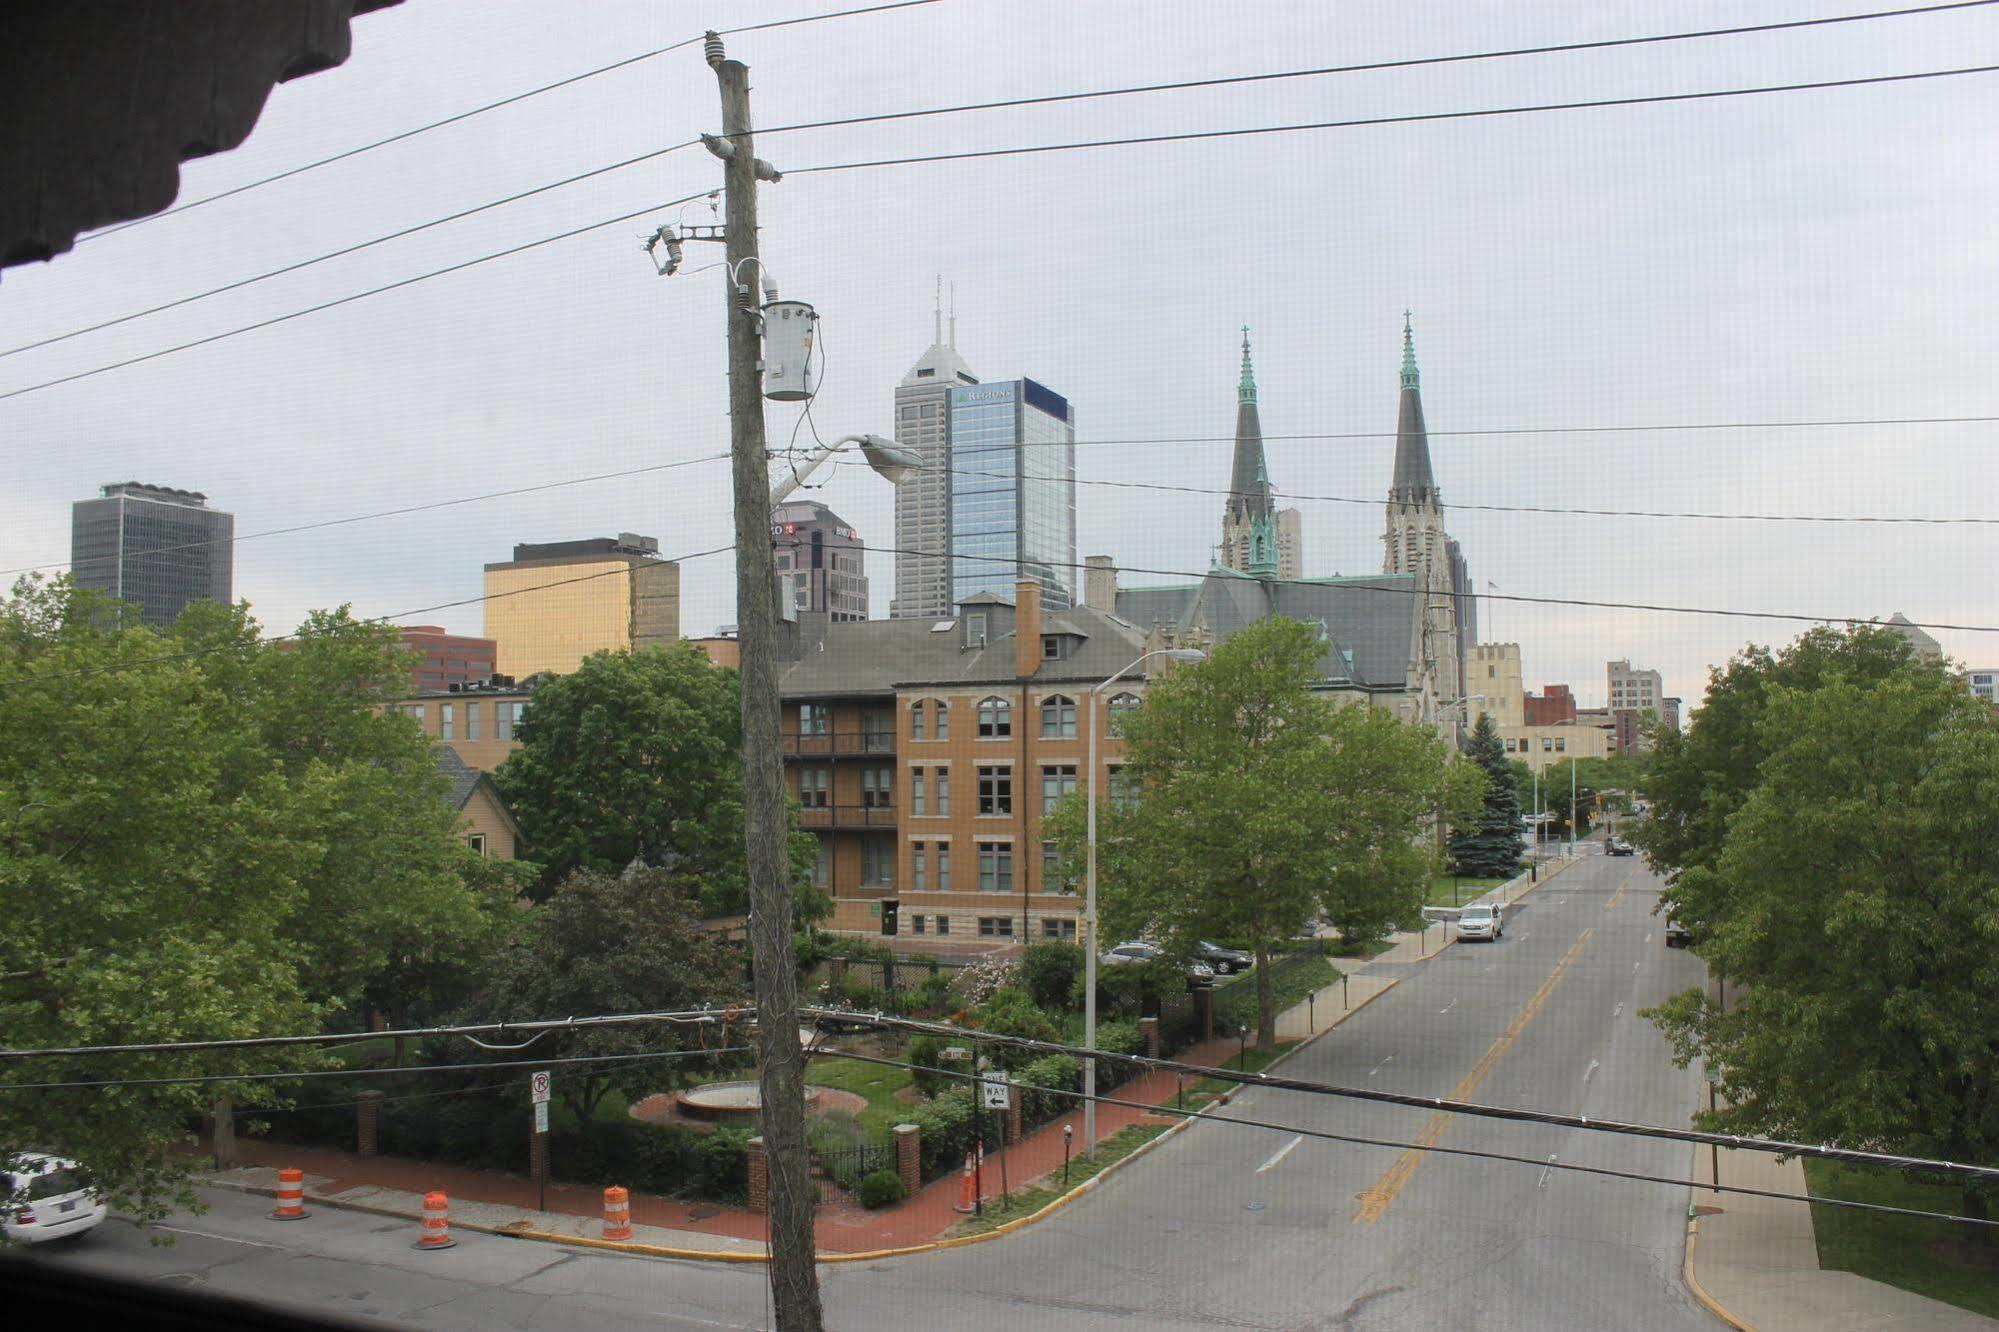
[1683,1215,1755,1331]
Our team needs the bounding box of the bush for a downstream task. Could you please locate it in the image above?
[856,1169,907,1209]
[973,987,1061,1070]
[907,1035,953,1098]
[1017,1053,1080,1127]
[908,1088,976,1179]
[1092,1018,1145,1090]
[1020,941,1084,1011]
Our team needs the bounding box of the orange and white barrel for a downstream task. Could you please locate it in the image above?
[270,1167,309,1221]
[415,1190,455,1250]
[603,1186,632,1242]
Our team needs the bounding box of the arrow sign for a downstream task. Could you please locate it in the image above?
[981,1076,1010,1111]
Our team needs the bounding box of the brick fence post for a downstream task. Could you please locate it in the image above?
[747,1136,768,1214]
[892,1123,920,1200]
[356,1089,384,1157]
[1139,1016,1161,1060]
[1195,986,1214,1043]
[1004,1086,1023,1145]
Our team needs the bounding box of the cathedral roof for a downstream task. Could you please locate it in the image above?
[1389,314,1437,504]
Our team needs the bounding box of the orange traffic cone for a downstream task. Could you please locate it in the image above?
[415,1190,455,1250]
[603,1186,632,1242]
[952,1154,976,1214]
[270,1167,309,1221]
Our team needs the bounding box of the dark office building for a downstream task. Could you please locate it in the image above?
[70,482,233,628]
[773,500,869,621]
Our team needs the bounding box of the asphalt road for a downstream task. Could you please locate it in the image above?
[20,851,1719,1330]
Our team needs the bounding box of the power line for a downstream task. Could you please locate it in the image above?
[72,0,942,244]
[807,1010,1999,1185]
[0,148,708,361]
[0,189,718,407]
[850,539,1999,635]
[0,453,731,580]
[748,2,1999,142]
[820,1046,1999,1231]
[789,64,1999,177]
[841,455,1999,526]
[0,1045,752,1094]
[0,543,736,693]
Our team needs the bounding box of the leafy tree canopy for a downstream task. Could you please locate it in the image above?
[491,645,819,917]
[1044,617,1477,1045]
[0,577,509,1223]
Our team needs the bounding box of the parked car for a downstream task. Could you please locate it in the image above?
[1104,941,1216,985]
[1194,941,1253,975]
[1606,837,1636,857]
[3,1154,104,1245]
[1664,912,1691,948]
[1455,904,1503,942]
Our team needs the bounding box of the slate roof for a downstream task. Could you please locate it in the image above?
[1115,570,1422,690]
[776,601,1152,698]
[434,746,484,810]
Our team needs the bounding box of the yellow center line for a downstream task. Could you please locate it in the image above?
[1353,927,1595,1225]
[1605,867,1637,911]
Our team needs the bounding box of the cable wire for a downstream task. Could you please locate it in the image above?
[745,1,1999,143]
[1,1045,752,1094]
[849,539,1999,635]
[819,1047,1999,1230]
[788,64,1999,177]
[0,190,718,407]
[71,0,941,244]
[0,147,706,361]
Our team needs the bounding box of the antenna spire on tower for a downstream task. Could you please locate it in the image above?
[949,281,957,349]
[933,275,942,345]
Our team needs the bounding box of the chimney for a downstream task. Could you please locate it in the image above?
[1083,555,1118,612]
[1014,578,1043,678]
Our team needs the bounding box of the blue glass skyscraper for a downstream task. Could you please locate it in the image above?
[947,378,1076,609]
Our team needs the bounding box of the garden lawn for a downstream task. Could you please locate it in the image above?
[1802,1158,1999,1322]
[945,1122,1171,1236]
[1425,873,1507,908]
[807,1053,916,1142]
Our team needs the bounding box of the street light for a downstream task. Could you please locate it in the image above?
[769,433,919,504]
[1083,645,1205,1159]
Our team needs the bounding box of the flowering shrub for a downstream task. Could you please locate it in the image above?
[953,955,1020,1009]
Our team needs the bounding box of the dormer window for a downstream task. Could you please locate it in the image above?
[1042,636,1061,660]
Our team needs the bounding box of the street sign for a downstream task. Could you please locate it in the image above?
[981,1075,1010,1111]
[530,1071,551,1105]
[534,1101,549,1134]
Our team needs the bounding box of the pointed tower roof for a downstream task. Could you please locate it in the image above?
[1227,327,1274,522]
[899,339,978,389]
[1389,312,1437,503]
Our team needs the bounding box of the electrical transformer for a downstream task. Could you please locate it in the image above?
[761,299,818,401]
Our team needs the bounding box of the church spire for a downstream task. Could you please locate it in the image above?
[1389,312,1436,504]
[1239,326,1257,404]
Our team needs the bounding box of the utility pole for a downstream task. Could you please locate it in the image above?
[707,35,823,1331]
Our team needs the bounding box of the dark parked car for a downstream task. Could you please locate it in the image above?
[1195,940,1253,975]
[1664,913,1691,948]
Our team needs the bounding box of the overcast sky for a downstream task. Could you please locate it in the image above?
[4,0,1995,708]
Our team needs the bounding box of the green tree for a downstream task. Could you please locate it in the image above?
[491,645,819,916]
[1535,759,1600,839]
[1447,715,1514,877]
[0,577,506,1224]
[475,863,749,1127]
[1044,617,1475,1046]
[1641,662,1999,1226]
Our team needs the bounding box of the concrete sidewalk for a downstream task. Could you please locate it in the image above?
[1688,1143,1997,1330]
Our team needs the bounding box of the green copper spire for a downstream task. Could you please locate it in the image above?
[1239,326,1257,405]
[1400,310,1419,391]
[1247,509,1278,578]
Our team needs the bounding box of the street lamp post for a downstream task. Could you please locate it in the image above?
[769,433,917,505]
[1083,646,1205,1159]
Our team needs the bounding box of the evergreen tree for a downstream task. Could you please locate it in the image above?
[1448,714,1520,877]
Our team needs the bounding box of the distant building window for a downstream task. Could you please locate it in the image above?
[863,767,893,809]
[1041,839,1074,891]
[978,766,1012,816]
[467,833,487,857]
[977,842,1013,893]
[934,701,949,740]
[1555,739,1566,752]
[406,704,425,724]
[1040,695,1077,738]
[862,836,894,885]
[811,840,829,888]
[465,703,480,741]
[911,768,926,816]
[799,703,830,737]
[911,914,927,935]
[1042,918,1076,940]
[1041,765,1078,806]
[1107,764,1137,811]
[979,916,1015,938]
[1043,636,1061,660]
[800,768,829,809]
[912,843,927,891]
[440,703,455,741]
[935,768,951,817]
[934,914,951,937]
[909,701,925,739]
[1107,691,1142,718]
[494,702,514,741]
[978,696,1012,738]
[937,844,951,892]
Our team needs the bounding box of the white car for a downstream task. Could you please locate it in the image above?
[1456,904,1503,942]
[4,1153,105,1244]
[1102,941,1216,985]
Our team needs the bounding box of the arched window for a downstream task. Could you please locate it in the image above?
[1040,694,1077,738]
[908,700,925,739]
[977,696,1012,738]
[1107,691,1142,716]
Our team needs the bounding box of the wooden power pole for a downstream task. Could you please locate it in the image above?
[708,36,823,1331]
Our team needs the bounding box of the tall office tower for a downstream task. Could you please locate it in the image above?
[1381,316,1465,704]
[948,376,1077,609]
[1276,507,1303,581]
[773,499,869,621]
[890,307,978,618]
[482,534,680,677]
[70,482,233,628]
